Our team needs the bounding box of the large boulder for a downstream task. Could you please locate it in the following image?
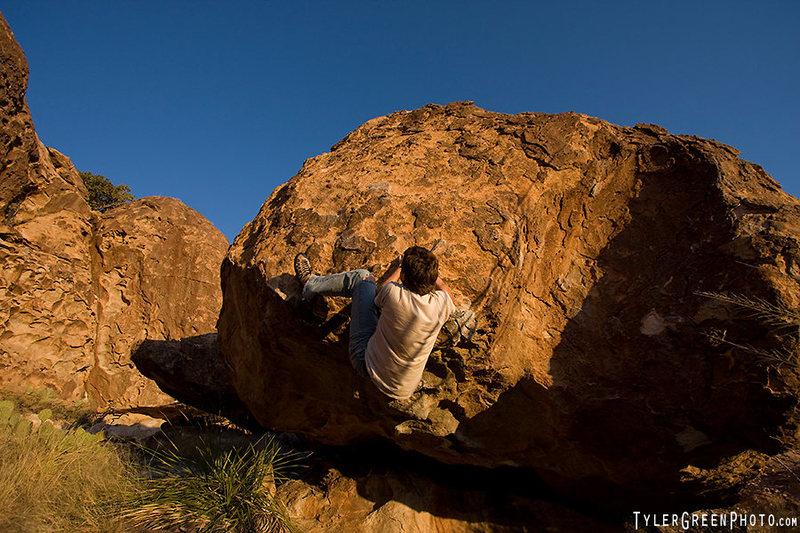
[218,101,800,502]
[87,197,229,407]
[0,13,229,408]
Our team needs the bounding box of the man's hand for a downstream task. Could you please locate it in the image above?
[378,254,403,288]
[435,277,455,305]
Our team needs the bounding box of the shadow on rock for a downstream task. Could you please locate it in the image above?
[455,140,798,511]
[280,437,621,532]
[132,333,258,429]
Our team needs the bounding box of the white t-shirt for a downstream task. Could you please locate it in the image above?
[365,282,456,400]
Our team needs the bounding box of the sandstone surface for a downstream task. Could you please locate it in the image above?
[88,197,228,407]
[0,14,228,409]
[219,100,800,503]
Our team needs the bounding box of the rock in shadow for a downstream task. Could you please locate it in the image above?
[279,437,621,532]
[132,333,257,429]
[455,139,799,512]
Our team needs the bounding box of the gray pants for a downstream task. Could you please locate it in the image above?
[303,269,377,378]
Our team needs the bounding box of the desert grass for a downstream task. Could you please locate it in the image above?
[0,398,133,533]
[696,291,800,330]
[0,386,301,533]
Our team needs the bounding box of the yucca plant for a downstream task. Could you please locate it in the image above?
[697,291,800,330]
[123,432,300,533]
[697,291,799,367]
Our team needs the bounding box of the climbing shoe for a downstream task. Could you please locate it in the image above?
[294,252,312,285]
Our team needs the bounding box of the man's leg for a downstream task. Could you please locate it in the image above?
[302,269,372,300]
[301,267,377,378]
[348,278,378,378]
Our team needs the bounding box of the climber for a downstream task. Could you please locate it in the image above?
[293,246,455,400]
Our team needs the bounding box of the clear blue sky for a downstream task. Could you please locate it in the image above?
[3,1,798,241]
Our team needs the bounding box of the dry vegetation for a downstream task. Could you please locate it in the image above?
[0,387,299,533]
[0,391,132,532]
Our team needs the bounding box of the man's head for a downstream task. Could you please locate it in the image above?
[400,246,438,295]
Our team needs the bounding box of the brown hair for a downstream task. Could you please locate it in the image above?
[401,246,438,295]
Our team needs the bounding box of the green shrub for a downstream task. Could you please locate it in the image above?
[80,171,135,212]
[1,386,93,425]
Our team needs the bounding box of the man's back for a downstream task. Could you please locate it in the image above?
[365,282,455,399]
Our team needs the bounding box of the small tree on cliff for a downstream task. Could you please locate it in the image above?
[80,171,135,211]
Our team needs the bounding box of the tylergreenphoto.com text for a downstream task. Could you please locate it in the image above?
[632,511,799,530]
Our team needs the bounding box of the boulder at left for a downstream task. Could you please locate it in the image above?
[87,197,229,407]
[0,12,229,409]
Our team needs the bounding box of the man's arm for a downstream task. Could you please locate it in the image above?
[435,277,455,305]
[377,255,402,289]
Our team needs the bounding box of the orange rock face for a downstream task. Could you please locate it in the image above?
[0,14,228,408]
[219,101,800,500]
[86,197,229,407]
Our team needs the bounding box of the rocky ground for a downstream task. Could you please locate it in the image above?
[115,409,624,532]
